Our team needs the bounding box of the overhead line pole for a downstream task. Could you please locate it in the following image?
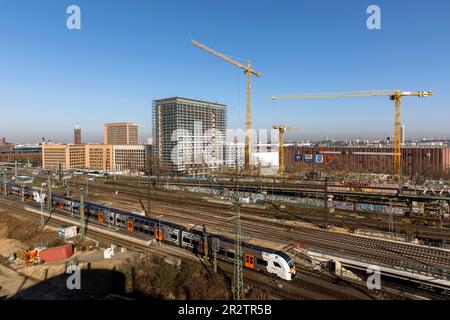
[47,175,52,212]
[324,176,328,229]
[233,175,243,300]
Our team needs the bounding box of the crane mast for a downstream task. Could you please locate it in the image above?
[273,125,299,176]
[246,61,252,173]
[392,92,402,183]
[192,40,262,171]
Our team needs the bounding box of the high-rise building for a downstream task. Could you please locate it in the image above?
[104,122,139,145]
[0,137,6,145]
[400,124,406,144]
[74,123,82,145]
[152,97,226,175]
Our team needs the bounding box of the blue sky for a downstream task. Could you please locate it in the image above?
[0,0,449,143]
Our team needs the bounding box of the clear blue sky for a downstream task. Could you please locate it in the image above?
[1,0,449,144]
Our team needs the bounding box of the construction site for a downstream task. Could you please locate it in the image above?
[1,2,450,309]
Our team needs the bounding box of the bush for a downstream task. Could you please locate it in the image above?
[121,256,230,300]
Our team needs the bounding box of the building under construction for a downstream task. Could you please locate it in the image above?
[152,97,227,175]
[285,145,450,179]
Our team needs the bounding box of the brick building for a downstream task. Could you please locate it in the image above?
[0,145,42,166]
[285,145,450,178]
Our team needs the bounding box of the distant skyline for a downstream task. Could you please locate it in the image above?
[1,0,449,143]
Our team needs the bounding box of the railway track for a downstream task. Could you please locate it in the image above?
[62,179,450,242]
[28,174,450,240]
[141,206,450,276]
[0,197,374,300]
[68,188,450,275]
[103,177,450,204]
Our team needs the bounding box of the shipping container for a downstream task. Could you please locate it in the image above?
[39,244,74,263]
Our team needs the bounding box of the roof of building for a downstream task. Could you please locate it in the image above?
[104,122,139,126]
[153,97,226,107]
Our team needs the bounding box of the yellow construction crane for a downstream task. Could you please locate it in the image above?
[273,125,299,176]
[191,40,262,171]
[269,90,433,182]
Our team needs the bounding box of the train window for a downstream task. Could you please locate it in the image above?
[257,258,268,266]
[170,234,177,240]
[273,262,281,268]
[218,250,225,256]
[226,251,234,259]
[144,221,149,226]
[192,240,200,247]
[182,237,191,243]
[149,230,154,236]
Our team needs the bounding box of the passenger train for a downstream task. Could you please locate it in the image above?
[0,181,296,281]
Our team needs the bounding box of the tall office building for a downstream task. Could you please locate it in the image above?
[0,137,6,145]
[400,124,406,144]
[104,122,139,145]
[153,97,226,175]
[74,123,82,145]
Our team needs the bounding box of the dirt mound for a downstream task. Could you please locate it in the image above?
[0,225,7,238]
[0,239,27,257]
[0,211,65,248]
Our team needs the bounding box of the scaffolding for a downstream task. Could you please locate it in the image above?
[152,97,227,175]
